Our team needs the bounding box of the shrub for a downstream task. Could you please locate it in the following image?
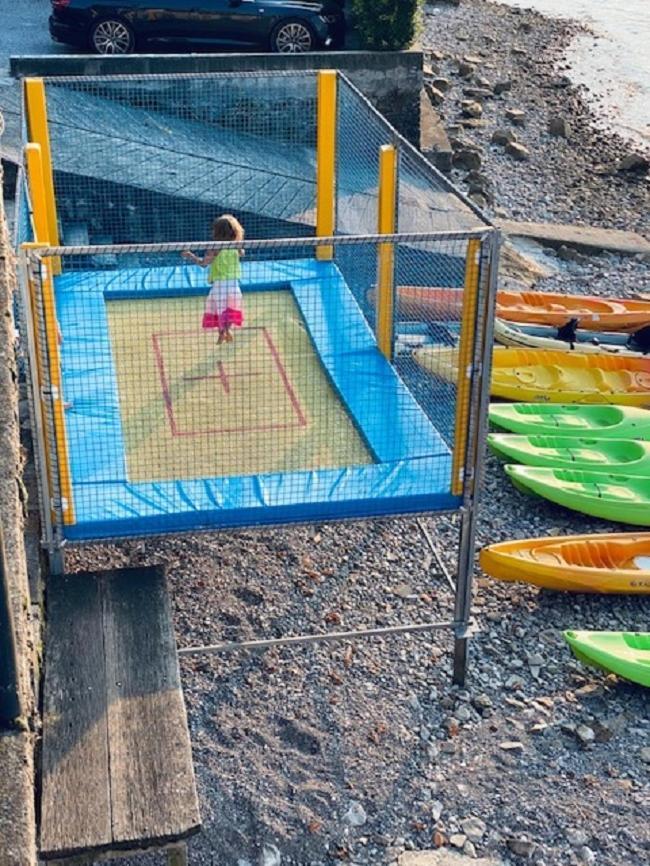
[350,0,422,51]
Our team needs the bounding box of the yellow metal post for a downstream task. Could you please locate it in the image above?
[24,77,61,275]
[451,238,481,496]
[23,143,75,525]
[316,70,337,261]
[376,144,397,361]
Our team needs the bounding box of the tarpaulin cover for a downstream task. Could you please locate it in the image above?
[55,259,457,540]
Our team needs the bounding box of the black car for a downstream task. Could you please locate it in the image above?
[50,0,345,55]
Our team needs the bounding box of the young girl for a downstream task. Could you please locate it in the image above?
[182,215,244,344]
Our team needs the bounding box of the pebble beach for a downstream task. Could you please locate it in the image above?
[61,2,650,865]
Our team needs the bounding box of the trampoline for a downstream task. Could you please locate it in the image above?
[55,258,456,541]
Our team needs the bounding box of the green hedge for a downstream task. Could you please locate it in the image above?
[350,0,422,51]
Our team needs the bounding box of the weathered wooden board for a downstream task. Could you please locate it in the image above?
[40,567,200,860]
[102,568,200,848]
[40,572,112,858]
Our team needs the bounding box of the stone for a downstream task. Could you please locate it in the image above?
[456,705,471,723]
[344,801,368,827]
[512,47,528,57]
[507,838,537,858]
[548,116,569,138]
[461,816,487,843]
[463,840,477,858]
[505,142,530,161]
[640,746,650,764]
[472,693,493,710]
[457,61,476,78]
[494,80,512,95]
[461,100,483,118]
[499,740,524,751]
[567,829,589,847]
[399,851,505,866]
[617,152,649,173]
[433,77,451,93]
[425,83,446,107]
[463,55,482,65]
[463,87,494,101]
[450,834,467,848]
[492,128,516,146]
[506,108,526,126]
[505,674,525,690]
[453,148,482,171]
[578,846,596,865]
[431,800,444,822]
[259,844,281,866]
[576,725,595,746]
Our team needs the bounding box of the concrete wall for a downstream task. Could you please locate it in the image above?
[10,50,423,144]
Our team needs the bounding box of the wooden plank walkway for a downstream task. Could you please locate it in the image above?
[40,566,200,861]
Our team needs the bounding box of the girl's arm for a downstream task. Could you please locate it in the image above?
[181,250,216,266]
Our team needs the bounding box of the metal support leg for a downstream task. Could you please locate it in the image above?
[452,505,477,686]
[168,842,188,866]
[47,542,65,578]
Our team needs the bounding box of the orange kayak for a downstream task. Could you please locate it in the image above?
[387,287,650,332]
[480,532,650,593]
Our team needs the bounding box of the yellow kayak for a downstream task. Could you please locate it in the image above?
[480,533,650,593]
[413,347,650,405]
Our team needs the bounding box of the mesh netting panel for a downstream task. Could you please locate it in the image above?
[28,233,489,540]
[15,172,33,247]
[43,73,319,247]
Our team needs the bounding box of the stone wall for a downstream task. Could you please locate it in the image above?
[0,159,37,866]
[10,50,423,144]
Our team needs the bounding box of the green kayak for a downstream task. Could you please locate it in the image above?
[505,465,650,526]
[564,631,650,688]
[489,435,650,475]
[489,404,650,440]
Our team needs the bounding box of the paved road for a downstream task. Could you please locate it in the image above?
[2,0,66,76]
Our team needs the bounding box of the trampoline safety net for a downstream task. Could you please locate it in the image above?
[19,70,497,545]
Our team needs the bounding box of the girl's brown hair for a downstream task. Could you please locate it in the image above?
[212,214,244,242]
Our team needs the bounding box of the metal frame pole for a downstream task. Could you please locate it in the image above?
[452,230,500,684]
[0,526,21,725]
[376,144,397,361]
[316,70,337,261]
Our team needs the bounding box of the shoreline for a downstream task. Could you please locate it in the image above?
[422,0,649,239]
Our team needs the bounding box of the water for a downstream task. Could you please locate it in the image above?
[495,0,650,149]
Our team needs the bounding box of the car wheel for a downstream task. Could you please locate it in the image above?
[90,18,135,55]
[271,19,314,53]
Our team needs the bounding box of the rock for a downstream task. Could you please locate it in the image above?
[640,746,650,764]
[399,851,505,866]
[449,833,467,848]
[461,816,486,843]
[578,846,596,865]
[463,840,477,858]
[567,829,589,847]
[551,75,571,88]
[431,800,444,822]
[512,47,528,57]
[505,674,525,690]
[492,128,516,146]
[429,50,445,62]
[463,54,482,65]
[423,63,439,78]
[425,83,445,107]
[499,740,524,751]
[432,77,451,93]
[463,87,494,101]
[507,838,537,858]
[548,116,569,138]
[617,153,649,173]
[472,693,493,710]
[259,844,281,866]
[494,80,512,95]
[505,142,530,161]
[456,705,471,722]
[344,801,368,827]
[461,100,483,118]
[453,147,482,171]
[506,108,526,126]
[576,725,595,746]
[457,61,476,78]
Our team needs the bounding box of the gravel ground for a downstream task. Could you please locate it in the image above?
[60,2,650,865]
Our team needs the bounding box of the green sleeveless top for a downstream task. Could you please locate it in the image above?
[208,249,241,282]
